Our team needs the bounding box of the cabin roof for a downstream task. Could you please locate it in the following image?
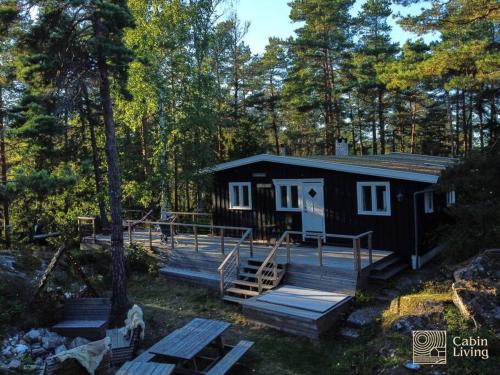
[207,153,458,183]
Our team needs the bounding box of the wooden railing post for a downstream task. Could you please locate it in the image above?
[194,225,199,252]
[368,232,373,265]
[273,256,277,286]
[354,238,361,272]
[92,218,96,242]
[220,268,225,297]
[170,223,175,250]
[249,230,254,258]
[220,228,225,254]
[127,221,132,245]
[286,232,291,264]
[257,271,262,293]
[148,223,153,250]
[318,236,323,267]
[210,217,214,236]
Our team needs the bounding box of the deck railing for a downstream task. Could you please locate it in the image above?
[122,219,251,254]
[77,216,97,242]
[255,230,374,293]
[217,228,253,297]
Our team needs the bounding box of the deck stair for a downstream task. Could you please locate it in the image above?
[223,258,286,303]
[368,255,408,281]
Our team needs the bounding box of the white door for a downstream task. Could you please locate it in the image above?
[301,182,325,236]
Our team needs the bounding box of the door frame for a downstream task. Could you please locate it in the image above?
[300,179,325,239]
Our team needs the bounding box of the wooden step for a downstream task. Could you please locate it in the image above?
[242,264,280,272]
[246,258,285,267]
[369,262,408,281]
[226,287,259,297]
[370,255,400,272]
[222,295,246,304]
[233,280,273,289]
[239,271,281,281]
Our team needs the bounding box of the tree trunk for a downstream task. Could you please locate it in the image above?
[371,109,377,155]
[140,107,150,177]
[409,99,417,154]
[455,90,461,155]
[81,82,108,228]
[0,88,10,245]
[321,47,335,154]
[377,86,385,154]
[269,75,280,155]
[445,90,455,157]
[92,16,128,310]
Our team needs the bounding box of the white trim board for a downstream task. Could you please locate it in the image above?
[206,154,439,183]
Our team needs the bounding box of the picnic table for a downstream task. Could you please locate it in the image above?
[129,318,253,375]
[150,318,230,365]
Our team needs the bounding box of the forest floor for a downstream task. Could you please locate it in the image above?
[128,271,498,375]
[1,247,498,374]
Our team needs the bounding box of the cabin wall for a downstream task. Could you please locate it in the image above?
[212,161,443,260]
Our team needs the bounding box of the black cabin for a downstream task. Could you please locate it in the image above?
[208,153,457,269]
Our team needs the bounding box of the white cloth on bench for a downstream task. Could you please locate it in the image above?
[54,337,111,375]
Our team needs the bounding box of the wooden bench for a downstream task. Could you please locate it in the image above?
[52,298,111,340]
[116,361,175,375]
[107,326,142,365]
[205,340,254,375]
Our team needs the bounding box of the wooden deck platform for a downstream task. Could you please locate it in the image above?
[85,231,391,270]
[241,285,352,339]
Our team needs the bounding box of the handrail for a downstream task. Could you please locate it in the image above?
[218,228,252,271]
[218,228,253,296]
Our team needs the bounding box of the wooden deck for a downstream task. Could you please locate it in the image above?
[241,285,352,339]
[86,230,391,270]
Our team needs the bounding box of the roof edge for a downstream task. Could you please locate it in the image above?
[205,154,440,184]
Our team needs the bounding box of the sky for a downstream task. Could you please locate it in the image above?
[228,0,439,55]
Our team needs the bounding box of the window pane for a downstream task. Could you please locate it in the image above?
[291,185,299,208]
[376,185,387,211]
[242,185,249,207]
[233,185,240,206]
[280,186,288,208]
[362,186,372,211]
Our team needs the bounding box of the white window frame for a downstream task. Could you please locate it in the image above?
[447,189,456,207]
[228,182,252,210]
[356,181,391,216]
[273,180,302,212]
[424,191,434,213]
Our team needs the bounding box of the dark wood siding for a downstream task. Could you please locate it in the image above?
[212,161,443,259]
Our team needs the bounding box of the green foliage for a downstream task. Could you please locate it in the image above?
[126,243,158,276]
[438,144,500,260]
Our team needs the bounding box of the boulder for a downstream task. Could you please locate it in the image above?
[14,344,29,356]
[24,329,42,343]
[340,327,360,338]
[452,249,500,333]
[7,359,21,369]
[42,332,65,350]
[347,306,384,327]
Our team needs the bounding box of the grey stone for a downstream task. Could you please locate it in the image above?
[1,347,12,357]
[24,329,42,343]
[7,359,21,369]
[340,327,360,338]
[14,344,29,356]
[42,332,65,350]
[55,344,67,355]
[391,315,428,334]
[69,337,90,349]
[0,255,16,271]
[31,347,46,357]
[347,306,384,327]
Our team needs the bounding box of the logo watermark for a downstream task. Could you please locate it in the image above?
[412,330,489,365]
[413,330,447,365]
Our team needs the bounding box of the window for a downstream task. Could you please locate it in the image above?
[274,181,301,211]
[424,191,434,213]
[357,182,391,216]
[229,182,252,209]
[446,189,456,207]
